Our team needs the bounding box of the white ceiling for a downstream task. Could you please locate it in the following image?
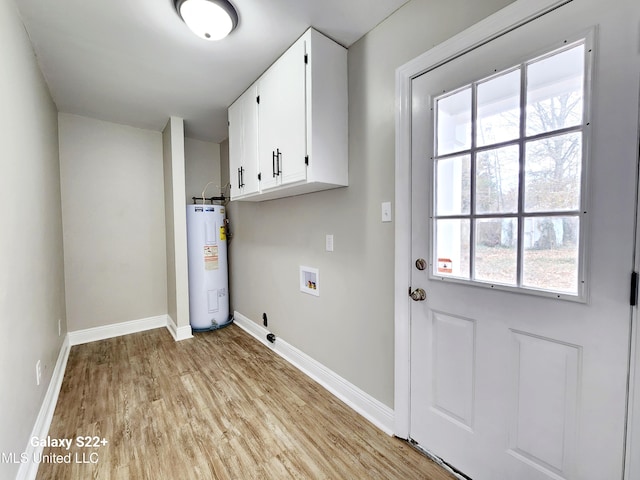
[15,0,409,142]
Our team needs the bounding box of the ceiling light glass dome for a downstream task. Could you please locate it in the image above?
[175,0,238,41]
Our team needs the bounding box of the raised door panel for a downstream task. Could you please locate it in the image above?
[431,312,476,429]
[506,331,580,479]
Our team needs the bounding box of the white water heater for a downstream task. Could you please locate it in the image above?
[186,204,231,332]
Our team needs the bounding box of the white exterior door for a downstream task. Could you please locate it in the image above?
[408,1,640,479]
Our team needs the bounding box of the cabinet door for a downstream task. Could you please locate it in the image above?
[240,85,259,195]
[228,99,244,198]
[258,64,281,191]
[275,37,307,186]
[229,86,259,198]
[258,36,307,190]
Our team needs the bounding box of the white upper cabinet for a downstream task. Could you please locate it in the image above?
[228,28,347,201]
[228,84,259,198]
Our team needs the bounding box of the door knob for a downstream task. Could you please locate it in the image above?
[415,258,427,270]
[409,288,427,301]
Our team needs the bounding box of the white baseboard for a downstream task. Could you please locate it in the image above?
[68,314,168,346]
[166,314,193,341]
[233,311,395,435]
[16,336,71,480]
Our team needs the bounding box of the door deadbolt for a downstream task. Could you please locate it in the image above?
[409,288,427,301]
[415,258,427,271]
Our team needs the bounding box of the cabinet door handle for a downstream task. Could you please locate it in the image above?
[272,150,277,178]
[277,148,282,175]
[237,167,241,189]
[240,167,245,187]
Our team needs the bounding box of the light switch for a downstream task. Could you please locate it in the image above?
[326,234,334,252]
[382,202,392,222]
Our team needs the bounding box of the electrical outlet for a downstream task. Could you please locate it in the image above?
[36,360,41,386]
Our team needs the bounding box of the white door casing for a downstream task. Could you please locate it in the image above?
[628,79,640,480]
[395,0,640,479]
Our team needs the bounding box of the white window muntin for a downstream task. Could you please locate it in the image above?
[431,36,592,301]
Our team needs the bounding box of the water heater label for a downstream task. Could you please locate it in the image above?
[220,226,226,241]
[204,245,219,270]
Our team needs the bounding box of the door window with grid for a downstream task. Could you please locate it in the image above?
[432,40,589,298]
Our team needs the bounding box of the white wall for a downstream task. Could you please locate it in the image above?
[225,0,515,408]
[0,0,67,477]
[58,113,167,331]
[185,138,222,204]
[163,117,190,333]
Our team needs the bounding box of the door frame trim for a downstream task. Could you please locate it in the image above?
[626,82,640,480]
[393,0,575,440]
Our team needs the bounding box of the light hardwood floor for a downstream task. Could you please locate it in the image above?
[36,324,454,479]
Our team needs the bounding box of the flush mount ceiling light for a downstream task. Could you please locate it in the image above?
[174,0,238,41]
